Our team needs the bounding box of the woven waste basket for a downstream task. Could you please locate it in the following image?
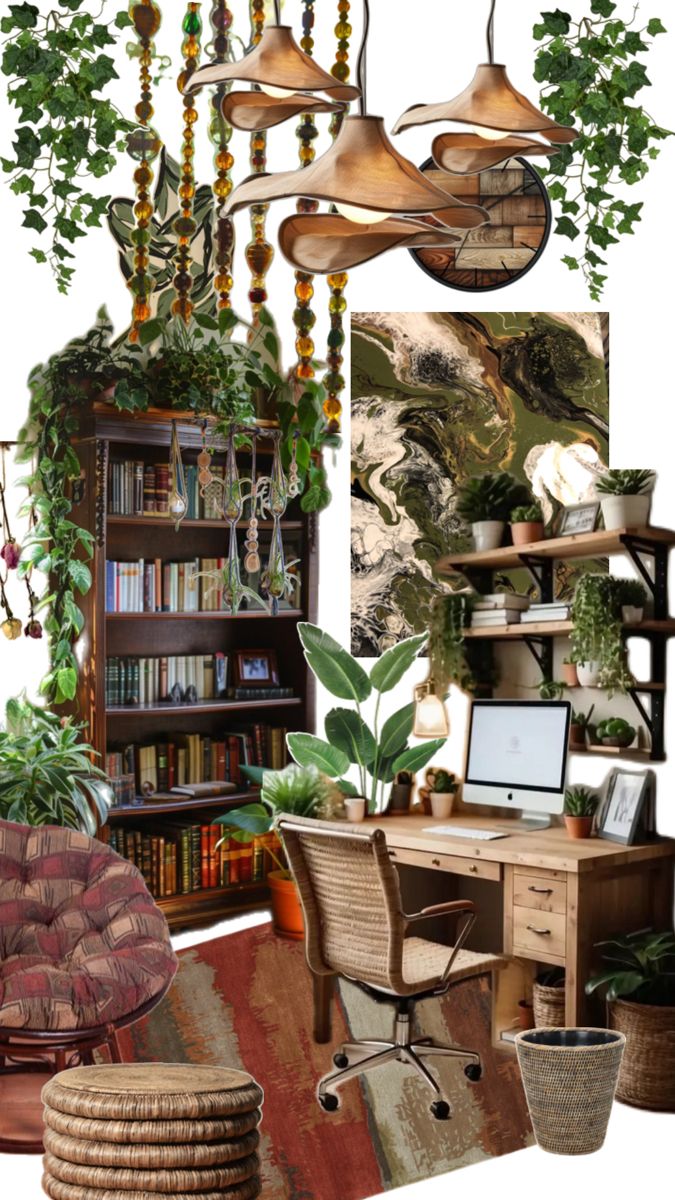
[533,977,566,1028]
[610,998,675,1110]
[515,1028,625,1155]
[41,1063,264,1200]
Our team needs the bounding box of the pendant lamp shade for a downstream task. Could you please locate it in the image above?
[432,132,556,174]
[222,91,342,132]
[393,64,577,144]
[278,213,462,273]
[224,115,489,225]
[186,24,360,101]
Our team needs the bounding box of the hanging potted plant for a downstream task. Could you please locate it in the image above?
[563,786,598,839]
[570,574,633,695]
[617,579,648,625]
[510,502,544,546]
[569,706,594,752]
[456,472,531,552]
[586,929,675,1111]
[596,469,655,531]
[428,591,475,693]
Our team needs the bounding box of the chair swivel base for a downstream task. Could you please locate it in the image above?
[317,1008,482,1120]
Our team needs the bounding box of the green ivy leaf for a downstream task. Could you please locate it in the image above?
[590,0,616,16]
[555,215,580,240]
[647,18,666,36]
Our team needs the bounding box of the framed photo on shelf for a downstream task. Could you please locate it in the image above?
[558,501,600,537]
[598,768,651,844]
[233,648,279,687]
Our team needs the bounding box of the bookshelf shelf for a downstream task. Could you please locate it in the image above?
[108,789,258,819]
[106,698,302,717]
[105,610,303,621]
[107,515,303,531]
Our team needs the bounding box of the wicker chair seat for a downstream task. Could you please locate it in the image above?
[401,939,505,993]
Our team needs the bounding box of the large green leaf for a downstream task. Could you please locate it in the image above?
[214,803,272,838]
[391,740,447,776]
[379,702,415,759]
[286,733,350,777]
[298,623,371,702]
[369,633,427,694]
[324,708,376,767]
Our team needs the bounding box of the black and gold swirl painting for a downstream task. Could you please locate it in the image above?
[351,312,609,656]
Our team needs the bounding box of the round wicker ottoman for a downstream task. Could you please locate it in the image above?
[41,1064,264,1200]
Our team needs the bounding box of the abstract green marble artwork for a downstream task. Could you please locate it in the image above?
[351,312,609,657]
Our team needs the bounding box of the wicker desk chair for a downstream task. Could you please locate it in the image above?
[278,814,505,1121]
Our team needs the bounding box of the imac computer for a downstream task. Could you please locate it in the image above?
[463,700,572,831]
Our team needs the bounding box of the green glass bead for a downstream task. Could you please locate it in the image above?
[327,326,346,350]
[329,295,347,315]
[292,306,316,330]
[126,125,162,162]
[129,272,155,297]
[182,9,202,35]
[130,226,152,247]
[324,372,345,393]
[173,215,197,237]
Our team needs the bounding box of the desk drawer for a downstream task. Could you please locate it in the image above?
[388,846,501,882]
[513,906,566,958]
[513,872,567,914]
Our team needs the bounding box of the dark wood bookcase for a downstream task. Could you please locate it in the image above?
[69,405,318,930]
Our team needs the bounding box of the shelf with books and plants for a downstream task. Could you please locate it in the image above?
[68,408,319,929]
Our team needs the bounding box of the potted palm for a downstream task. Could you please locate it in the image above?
[510,502,544,546]
[617,579,647,625]
[216,763,341,940]
[586,930,675,1111]
[563,786,598,838]
[456,472,531,552]
[596,468,655,530]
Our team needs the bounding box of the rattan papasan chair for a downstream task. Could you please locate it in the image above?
[0,818,178,1151]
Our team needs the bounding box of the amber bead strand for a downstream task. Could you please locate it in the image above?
[293,0,319,384]
[210,0,235,310]
[172,2,202,324]
[246,0,274,326]
[128,1,163,343]
[323,0,352,431]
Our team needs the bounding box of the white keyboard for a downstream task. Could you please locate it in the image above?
[422,825,508,841]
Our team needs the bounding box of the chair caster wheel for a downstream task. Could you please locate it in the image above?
[319,1093,339,1112]
[464,1063,482,1082]
[333,1053,349,1068]
[430,1100,451,1121]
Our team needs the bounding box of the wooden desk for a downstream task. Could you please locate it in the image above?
[312,814,675,1043]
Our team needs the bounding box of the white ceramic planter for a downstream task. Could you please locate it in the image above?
[576,661,601,688]
[471,520,504,551]
[621,605,644,625]
[344,797,366,823]
[600,494,651,531]
[430,791,455,820]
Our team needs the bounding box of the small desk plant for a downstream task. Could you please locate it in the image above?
[563,786,598,839]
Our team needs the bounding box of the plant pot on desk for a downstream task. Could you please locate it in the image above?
[429,791,455,820]
[268,870,304,941]
[564,815,594,839]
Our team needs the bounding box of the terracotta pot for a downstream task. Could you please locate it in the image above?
[564,815,594,839]
[600,494,651,531]
[511,521,544,546]
[268,870,304,941]
[518,1000,535,1030]
[561,662,579,687]
[569,725,587,752]
[471,520,504,551]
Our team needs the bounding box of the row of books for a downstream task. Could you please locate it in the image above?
[471,594,570,628]
[108,461,224,520]
[106,654,229,707]
[106,724,288,796]
[105,559,231,614]
[107,823,278,897]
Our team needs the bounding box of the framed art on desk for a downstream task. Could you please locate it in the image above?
[598,768,651,844]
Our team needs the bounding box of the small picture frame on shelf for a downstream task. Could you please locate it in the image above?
[233,648,279,687]
[557,501,601,537]
[597,768,651,844]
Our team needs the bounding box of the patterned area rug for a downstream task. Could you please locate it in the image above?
[118,923,531,1198]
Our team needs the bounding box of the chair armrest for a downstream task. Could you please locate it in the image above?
[403,899,476,923]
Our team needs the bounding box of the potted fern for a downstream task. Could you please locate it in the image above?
[456,472,531,552]
[510,502,544,546]
[596,469,655,531]
[563,786,598,838]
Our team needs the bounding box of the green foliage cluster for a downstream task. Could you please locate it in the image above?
[616,578,647,608]
[456,473,532,525]
[570,572,633,694]
[511,504,543,523]
[1,1,136,293]
[564,785,599,816]
[428,591,474,693]
[428,768,457,795]
[533,3,671,299]
[586,929,675,1005]
[0,694,112,832]
[596,467,655,495]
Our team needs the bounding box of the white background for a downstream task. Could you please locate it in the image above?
[1,1,674,1195]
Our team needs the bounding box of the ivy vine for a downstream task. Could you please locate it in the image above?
[533,3,671,299]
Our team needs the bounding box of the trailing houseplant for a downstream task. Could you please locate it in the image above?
[0,694,112,834]
[456,472,531,551]
[428,591,474,692]
[287,625,447,814]
[533,6,672,301]
[563,785,598,838]
[596,468,655,529]
[570,573,633,694]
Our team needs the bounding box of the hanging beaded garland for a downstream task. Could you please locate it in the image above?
[127,1,163,343]
[323,0,352,432]
[210,0,235,310]
[246,0,274,325]
[293,0,320,383]
[173,2,202,324]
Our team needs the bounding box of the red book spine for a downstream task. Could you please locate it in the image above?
[229,835,240,885]
[239,842,253,884]
[208,824,219,888]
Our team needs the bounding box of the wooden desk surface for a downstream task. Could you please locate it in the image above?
[367,812,675,874]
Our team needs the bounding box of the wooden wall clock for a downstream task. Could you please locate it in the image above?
[411,156,552,292]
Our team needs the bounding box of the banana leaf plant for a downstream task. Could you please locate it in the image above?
[586,930,675,1007]
[287,624,447,813]
[0,695,112,836]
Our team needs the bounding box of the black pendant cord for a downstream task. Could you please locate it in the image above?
[487,0,497,64]
[356,0,370,116]
[273,0,281,24]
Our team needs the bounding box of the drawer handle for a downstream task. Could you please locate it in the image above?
[469,864,478,873]
[527,924,551,936]
[528,886,554,895]
[432,858,441,866]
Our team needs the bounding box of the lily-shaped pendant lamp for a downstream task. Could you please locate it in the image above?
[393,0,577,175]
[186,0,359,131]
[222,1,489,274]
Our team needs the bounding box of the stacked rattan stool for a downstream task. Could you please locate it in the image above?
[41,1064,264,1200]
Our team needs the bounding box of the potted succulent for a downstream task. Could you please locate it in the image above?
[427,768,458,819]
[563,786,598,838]
[510,502,545,546]
[595,717,636,749]
[561,656,579,687]
[617,579,648,625]
[216,763,342,940]
[569,706,594,752]
[586,929,675,1111]
[596,468,655,531]
[456,472,531,552]
[570,574,633,695]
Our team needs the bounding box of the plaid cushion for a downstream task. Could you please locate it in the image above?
[0,819,177,1032]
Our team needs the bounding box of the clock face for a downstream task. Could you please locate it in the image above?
[410,156,552,292]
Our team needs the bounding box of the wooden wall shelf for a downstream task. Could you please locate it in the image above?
[107,698,302,717]
[437,526,675,575]
[108,789,258,819]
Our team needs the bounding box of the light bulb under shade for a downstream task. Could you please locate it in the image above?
[471,124,510,141]
[335,202,392,225]
[260,83,297,99]
[413,686,449,739]
[278,213,462,273]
